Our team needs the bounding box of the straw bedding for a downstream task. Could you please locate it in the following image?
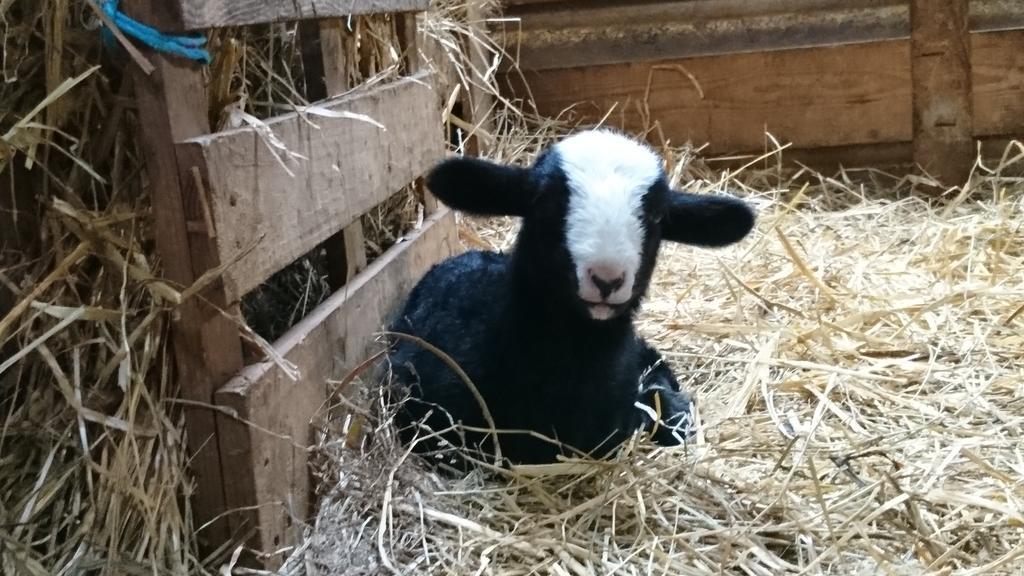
[3,1,1023,575]
[0,1,485,573]
[295,142,1024,575]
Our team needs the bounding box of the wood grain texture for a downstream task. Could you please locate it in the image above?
[299,19,368,288]
[501,0,906,70]
[396,11,421,74]
[463,1,495,155]
[972,30,1024,138]
[912,0,974,184]
[506,41,913,152]
[742,136,1018,173]
[497,0,1024,71]
[179,72,444,301]
[215,208,458,560]
[171,0,429,31]
[502,31,1024,156]
[126,0,245,553]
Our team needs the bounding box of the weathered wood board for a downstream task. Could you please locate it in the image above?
[299,18,369,287]
[214,208,458,559]
[505,40,913,152]
[178,72,444,301]
[165,0,430,31]
[912,0,974,183]
[127,0,247,551]
[497,0,1024,71]
[967,32,1024,138]
[502,30,1024,155]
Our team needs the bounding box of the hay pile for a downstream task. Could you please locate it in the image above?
[0,1,497,573]
[4,0,1021,573]
[298,136,1024,574]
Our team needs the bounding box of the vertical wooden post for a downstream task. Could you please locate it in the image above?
[319,20,369,283]
[463,1,494,156]
[299,20,368,287]
[397,12,441,213]
[396,12,421,75]
[125,0,246,556]
[911,0,974,185]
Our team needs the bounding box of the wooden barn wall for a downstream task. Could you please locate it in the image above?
[498,0,1024,163]
[125,0,468,565]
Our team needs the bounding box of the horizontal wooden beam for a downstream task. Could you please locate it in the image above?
[699,136,1017,174]
[508,0,905,29]
[165,0,429,31]
[501,30,1024,155]
[214,208,458,561]
[178,72,444,301]
[496,0,1024,71]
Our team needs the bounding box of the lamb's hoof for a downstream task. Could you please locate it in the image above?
[640,387,695,446]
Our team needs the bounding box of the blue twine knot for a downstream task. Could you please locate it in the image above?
[100,0,211,64]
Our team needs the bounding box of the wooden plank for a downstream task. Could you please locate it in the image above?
[501,31,1024,156]
[124,0,245,555]
[463,1,495,156]
[497,0,1024,71]
[503,0,1024,29]
[973,0,1024,32]
[334,224,368,284]
[179,72,444,301]
[503,0,904,71]
[396,11,442,214]
[778,135,1017,172]
[505,40,913,153]
[215,208,459,562]
[697,134,1017,175]
[299,19,368,287]
[397,11,422,74]
[912,0,974,184]
[167,0,430,31]
[502,0,565,5]
[972,30,1024,137]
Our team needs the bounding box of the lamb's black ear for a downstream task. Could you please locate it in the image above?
[661,191,755,247]
[425,157,533,217]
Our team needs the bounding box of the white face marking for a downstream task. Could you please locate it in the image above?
[556,129,663,315]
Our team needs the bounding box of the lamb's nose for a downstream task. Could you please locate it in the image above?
[590,269,626,299]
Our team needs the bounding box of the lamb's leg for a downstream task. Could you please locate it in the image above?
[634,345,696,446]
[389,344,496,470]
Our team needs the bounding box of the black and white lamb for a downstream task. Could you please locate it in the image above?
[388,129,755,466]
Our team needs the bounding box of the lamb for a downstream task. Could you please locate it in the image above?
[387,129,755,466]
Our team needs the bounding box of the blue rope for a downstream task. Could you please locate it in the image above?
[100,0,211,64]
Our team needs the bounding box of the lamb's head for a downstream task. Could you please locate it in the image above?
[426,129,755,321]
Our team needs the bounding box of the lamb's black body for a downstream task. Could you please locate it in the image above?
[390,250,690,464]
[387,129,753,466]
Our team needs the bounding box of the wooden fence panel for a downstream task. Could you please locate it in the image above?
[165,0,430,31]
[503,30,1024,156]
[299,19,370,288]
[506,41,913,153]
[973,30,1024,137]
[497,0,1024,71]
[912,0,974,183]
[215,209,458,558]
[127,0,247,551]
[179,72,444,301]
[125,0,458,566]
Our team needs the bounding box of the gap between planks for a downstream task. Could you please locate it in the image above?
[213,208,458,562]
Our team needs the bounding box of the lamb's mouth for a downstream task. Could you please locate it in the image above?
[581,299,627,320]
